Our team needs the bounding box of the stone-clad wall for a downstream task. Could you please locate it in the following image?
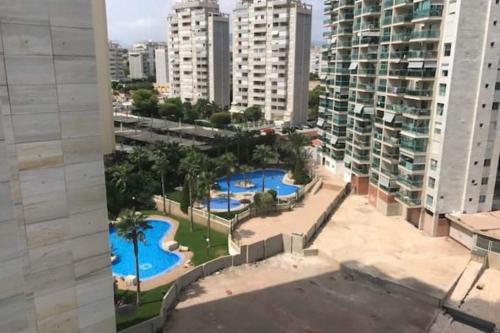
[0,1,115,332]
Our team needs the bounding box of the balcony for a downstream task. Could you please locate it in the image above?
[405,88,433,98]
[410,29,440,40]
[412,5,443,21]
[401,123,429,135]
[398,175,423,189]
[395,192,422,207]
[399,160,425,172]
[388,104,431,117]
[400,138,427,153]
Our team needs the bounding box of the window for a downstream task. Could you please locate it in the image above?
[428,177,436,189]
[444,43,452,56]
[493,102,499,110]
[434,122,442,134]
[482,177,489,185]
[430,159,438,170]
[442,69,448,77]
[426,195,434,207]
[436,103,444,116]
[496,82,500,90]
[439,83,447,96]
[485,158,491,166]
[479,195,486,203]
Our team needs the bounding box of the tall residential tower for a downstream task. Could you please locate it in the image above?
[231,0,313,125]
[318,0,500,235]
[167,0,230,108]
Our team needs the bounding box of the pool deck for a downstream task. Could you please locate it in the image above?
[235,167,345,245]
[115,215,194,292]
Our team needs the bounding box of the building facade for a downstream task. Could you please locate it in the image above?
[108,41,127,81]
[318,0,500,235]
[310,45,323,76]
[155,47,169,87]
[0,0,116,332]
[231,0,312,126]
[128,41,162,80]
[167,0,230,108]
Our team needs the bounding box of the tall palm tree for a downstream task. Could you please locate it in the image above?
[252,145,276,192]
[150,144,171,214]
[198,166,216,249]
[216,152,237,213]
[179,147,203,232]
[116,210,152,305]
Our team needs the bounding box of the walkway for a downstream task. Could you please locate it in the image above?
[312,195,470,301]
[235,167,345,245]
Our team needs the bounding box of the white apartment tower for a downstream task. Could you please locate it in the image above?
[167,0,230,108]
[232,0,313,125]
[108,41,127,81]
[128,41,162,80]
[155,47,169,86]
[318,0,500,235]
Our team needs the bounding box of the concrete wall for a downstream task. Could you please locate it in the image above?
[0,2,115,333]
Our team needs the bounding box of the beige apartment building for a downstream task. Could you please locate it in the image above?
[108,41,127,81]
[0,0,116,332]
[318,0,500,236]
[167,0,230,108]
[231,0,313,126]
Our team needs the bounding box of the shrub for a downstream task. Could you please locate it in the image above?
[209,112,232,126]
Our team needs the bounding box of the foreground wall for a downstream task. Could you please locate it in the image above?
[0,1,115,332]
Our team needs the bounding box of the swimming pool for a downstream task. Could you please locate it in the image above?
[204,196,242,211]
[109,220,182,280]
[217,169,300,197]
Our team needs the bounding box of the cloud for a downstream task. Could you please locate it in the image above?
[106,0,325,46]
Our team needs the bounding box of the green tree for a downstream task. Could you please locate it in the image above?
[308,85,325,121]
[179,147,204,232]
[254,191,276,211]
[131,89,158,117]
[158,102,182,120]
[216,152,238,213]
[288,133,311,184]
[150,146,170,213]
[243,105,263,122]
[182,101,199,123]
[116,210,152,305]
[197,164,216,249]
[252,145,277,192]
[209,112,232,127]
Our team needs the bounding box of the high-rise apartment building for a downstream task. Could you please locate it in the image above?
[167,0,230,108]
[310,45,323,76]
[318,0,500,235]
[128,41,162,80]
[108,41,127,81]
[0,1,116,332]
[155,47,169,87]
[231,0,313,125]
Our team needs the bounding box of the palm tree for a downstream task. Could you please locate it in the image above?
[116,210,152,305]
[216,153,238,213]
[179,147,204,232]
[150,148,170,213]
[198,166,216,249]
[252,145,276,192]
[239,164,254,188]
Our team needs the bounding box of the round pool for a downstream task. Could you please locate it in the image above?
[109,220,181,280]
[217,169,299,197]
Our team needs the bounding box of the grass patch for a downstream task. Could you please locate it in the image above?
[166,190,183,203]
[115,210,228,330]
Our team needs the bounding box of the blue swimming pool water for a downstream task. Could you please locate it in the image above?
[217,169,299,197]
[204,197,242,211]
[109,220,182,280]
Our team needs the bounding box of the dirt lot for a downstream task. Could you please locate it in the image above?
[165,255,439,333]
[312,195,469,300]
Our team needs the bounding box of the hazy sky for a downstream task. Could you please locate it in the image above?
[105,0,325,47]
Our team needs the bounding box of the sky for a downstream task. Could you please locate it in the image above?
[105,0,325,47]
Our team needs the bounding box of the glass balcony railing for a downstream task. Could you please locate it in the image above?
[401,123,429,135]
[411,29,440,40]
[398,176,423,188]
[399,160,426,171]
[395,192,422,207]
[405,88,433,97]
[413,5,444,20]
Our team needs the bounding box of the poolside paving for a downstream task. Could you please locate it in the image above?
[312,195,470,301]
[165,254,439,333]
[235,167,345,245]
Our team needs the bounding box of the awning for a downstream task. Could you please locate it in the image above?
[383,112,395,123]
[424,61,437,68]
[317,118,325,127]
[408,61,424,69]
[349,62,358,70]
[364,107,375,115]
[379,174,390,187]
[354,104,364,114]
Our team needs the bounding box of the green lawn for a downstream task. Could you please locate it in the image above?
[115,211,228,330]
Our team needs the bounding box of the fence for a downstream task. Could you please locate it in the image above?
[474,234,500,269]
[122,181,349,333]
